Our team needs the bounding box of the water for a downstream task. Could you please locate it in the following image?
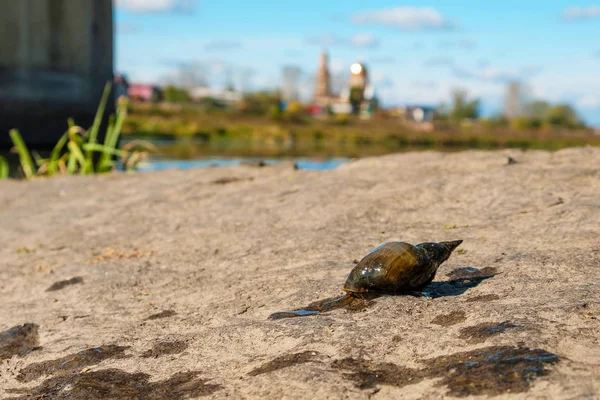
[132,157,348,173]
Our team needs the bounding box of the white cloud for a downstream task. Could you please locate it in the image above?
[306,33,380,48]
[353,7,456,30]
[115,0,198,13]
[561,6,600,20]
[577,95,599,108]
[349,34,380,48]
[448,64,534,84]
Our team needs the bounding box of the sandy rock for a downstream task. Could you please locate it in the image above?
[1,149,599,398]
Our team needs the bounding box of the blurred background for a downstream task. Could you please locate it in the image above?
[1,0,600,174]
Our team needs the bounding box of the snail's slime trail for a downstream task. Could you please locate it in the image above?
[268,294,355,320]
[268,240,463,320]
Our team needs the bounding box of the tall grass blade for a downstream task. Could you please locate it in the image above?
[99,99,127,172]
[0,156,8,179]
[110,100,127,149]
[67,147,77,174]
[84,82,112,173]
[67,141,87,175]
[98,115,116,173]
[47,132,69,175]
[83,143,125,157]
[32,151,45,167]
[9,129,35,179]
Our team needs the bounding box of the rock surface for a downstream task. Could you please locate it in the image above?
[1,148,599,399]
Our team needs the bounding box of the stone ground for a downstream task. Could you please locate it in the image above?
[0,148,599,399]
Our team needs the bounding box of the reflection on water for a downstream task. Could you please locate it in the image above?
[133,157,348,172]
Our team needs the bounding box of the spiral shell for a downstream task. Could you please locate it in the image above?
[343,240,462,295]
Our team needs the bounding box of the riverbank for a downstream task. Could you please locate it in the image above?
[1,148,599,398]
[121,102,600,159]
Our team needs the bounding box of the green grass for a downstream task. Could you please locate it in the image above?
[121,102,600,158]
[2,83,153,180]
[9,129,36,179]
[0,156,8,179]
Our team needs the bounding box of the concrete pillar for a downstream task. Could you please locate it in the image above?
[0,0,114,146]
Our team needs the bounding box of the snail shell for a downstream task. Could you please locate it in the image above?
[343,240,463,295]
[268,240,463,319]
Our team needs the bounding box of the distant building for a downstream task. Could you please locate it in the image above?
[313,52,332,106]
[311,53,377,117]
[189,86,242,105]
[392,105,436,131]
[128,84,162,102]
[404,106,436,123]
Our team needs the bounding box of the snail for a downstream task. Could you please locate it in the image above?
[269,240,463,319]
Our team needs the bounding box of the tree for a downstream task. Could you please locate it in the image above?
[241,91,281,115]
[448,89,480,122]
[163,86,191,103]
[547,104,583,129]
[349,87,364,115]
[523,100,551,120]
[510,100,585,130]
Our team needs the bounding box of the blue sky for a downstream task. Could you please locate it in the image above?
[115,1,600,124]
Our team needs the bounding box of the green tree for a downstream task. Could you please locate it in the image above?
[163,86,191,103]
[518,100,585,130]
[448,89,480,122]
[547,104,583,129]
[242,91,281,115]
[523,100,550,120]
[349,87,364,115]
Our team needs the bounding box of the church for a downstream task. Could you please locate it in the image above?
[312,51,377,117]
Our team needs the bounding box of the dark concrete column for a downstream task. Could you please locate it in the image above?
[0,0,114,147]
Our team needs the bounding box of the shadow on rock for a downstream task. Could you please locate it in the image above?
[459,321,519,344]
[141,340,188,358]
[431,311,467,327]
[248,351,321,376]
[269,295,376,320]
[0,323,39,361]
[17,345,130,382]
[45,277,84,292]
[7,369,222,400]
[269,267,497,319]
[426,267,499,299]
[145,310,177,321]
[466,294,501,303]
[332,346,559,397]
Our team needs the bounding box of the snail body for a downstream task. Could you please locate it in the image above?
[343,240,463,295]
[269,240,462,319]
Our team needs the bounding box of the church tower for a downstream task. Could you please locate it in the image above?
[314,51,331,105]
